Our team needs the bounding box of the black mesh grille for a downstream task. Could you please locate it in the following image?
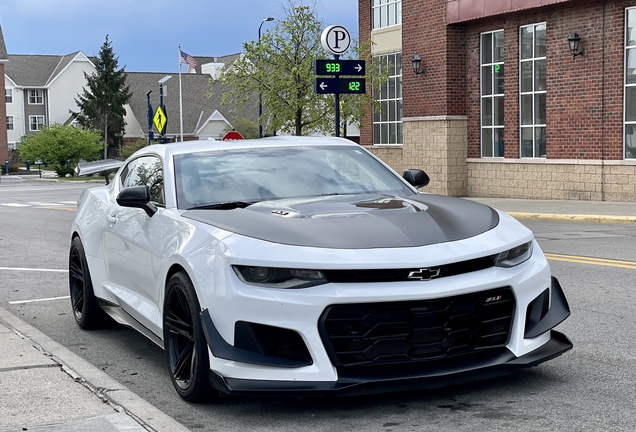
[319,288,515,367]
[321,255,496,283]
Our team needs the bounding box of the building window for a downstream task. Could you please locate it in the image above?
[625,7,636,158]
[520,23,546,158]
[373,53,402,144]
[481,30,505,157]
[29,115,45,131]
[372,0,401,29]
[5,89,12,103]
[7,116,14,131]
[28,89,44,105]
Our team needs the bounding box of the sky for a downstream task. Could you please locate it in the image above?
[0,0,358,72]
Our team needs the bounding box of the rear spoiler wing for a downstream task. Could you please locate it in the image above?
[74,159,125,185]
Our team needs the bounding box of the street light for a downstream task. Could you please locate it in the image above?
[258,17,275,138]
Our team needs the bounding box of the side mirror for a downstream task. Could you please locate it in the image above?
[116,185,158,217]
[403,169,430,188]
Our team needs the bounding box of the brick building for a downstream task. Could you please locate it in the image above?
[359,0,636,201]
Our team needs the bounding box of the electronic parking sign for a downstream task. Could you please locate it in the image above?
[314,78,366,95]
[314,59,365,76]
[316,25,366,136]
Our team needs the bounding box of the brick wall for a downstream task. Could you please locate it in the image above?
[0,63,7,165]
[468,160,636,201]
[358,0,373,146]
[465,0,633,160]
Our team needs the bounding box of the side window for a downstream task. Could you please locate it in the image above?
[123,156,164,205]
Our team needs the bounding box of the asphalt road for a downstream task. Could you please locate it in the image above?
[1,180,635,431]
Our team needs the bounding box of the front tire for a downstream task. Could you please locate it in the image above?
[163,272,215,402]
[69,236,109,329]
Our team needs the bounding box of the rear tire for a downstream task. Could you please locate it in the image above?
[69,236,109,329]
[163,272,216,402]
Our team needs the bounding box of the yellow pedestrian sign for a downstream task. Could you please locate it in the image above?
[153,106,167,134]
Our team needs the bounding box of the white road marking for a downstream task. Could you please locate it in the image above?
[0,267,68,273]
[29,202,60,206]
[60,201,77,205]
[0,203,31,207]
[9,296,70,305]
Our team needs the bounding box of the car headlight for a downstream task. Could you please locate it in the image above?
[232,266,328,289]
[494,241,533,268]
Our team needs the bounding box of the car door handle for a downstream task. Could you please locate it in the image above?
[107,214,118,224]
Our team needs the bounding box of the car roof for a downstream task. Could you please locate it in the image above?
[133,136,360,160]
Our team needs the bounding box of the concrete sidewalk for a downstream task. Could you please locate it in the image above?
[0,307,188,432]
[468,197,636,224]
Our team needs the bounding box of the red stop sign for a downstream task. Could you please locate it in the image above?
[222,131,244,141]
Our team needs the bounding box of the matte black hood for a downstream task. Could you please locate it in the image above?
[183,194,499,249]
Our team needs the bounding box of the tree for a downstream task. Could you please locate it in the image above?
[76,35,132,158]
[18,124,102,175]
[214,3,387,136]
[223,117,259,139]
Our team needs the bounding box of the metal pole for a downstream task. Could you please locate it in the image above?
[334,55,340,137]
[159,84,164,143]
[258,17,274,138]
[147,91,152,145]
[258,23,264,138]
[178,42,184,142]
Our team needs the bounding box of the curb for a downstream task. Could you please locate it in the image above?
[507,212,636,224]
[0,306,189,432]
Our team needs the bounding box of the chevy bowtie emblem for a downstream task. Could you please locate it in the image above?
[407,268,441,281]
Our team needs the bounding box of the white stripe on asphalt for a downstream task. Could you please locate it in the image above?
[0,203,31,207]
[0,267,68,273]
[9,296,70,304]
[29,202,60,206]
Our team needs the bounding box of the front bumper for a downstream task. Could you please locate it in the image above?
[200,276,572,397]
[206,330,572,397]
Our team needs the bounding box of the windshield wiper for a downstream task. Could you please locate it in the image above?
[187,201,256,210]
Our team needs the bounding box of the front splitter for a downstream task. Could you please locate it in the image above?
[208,330,572,397]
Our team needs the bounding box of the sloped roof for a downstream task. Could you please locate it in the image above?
[0,25,7,60]
[48,52,83,82]
[125,72,257,136]
[5,54,66,86]
[192,53,241,74]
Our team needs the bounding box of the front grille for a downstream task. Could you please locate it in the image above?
[319,288,514,367]
[321,255,496,283]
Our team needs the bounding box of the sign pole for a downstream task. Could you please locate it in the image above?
[334,54,340,137]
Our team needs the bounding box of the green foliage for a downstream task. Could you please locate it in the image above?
[75,35,132,157]
[120,138,148,160]
[18,124,102,172]
[213,2,388,137]
[223,117,259,139]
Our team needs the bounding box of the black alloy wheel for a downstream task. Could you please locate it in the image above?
[69,236,108,329]
[163,272,215,402]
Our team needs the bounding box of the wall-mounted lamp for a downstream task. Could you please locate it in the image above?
[411,52,425,75]
[567,33,584,60]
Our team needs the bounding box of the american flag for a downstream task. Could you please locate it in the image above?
[180,50,198,68]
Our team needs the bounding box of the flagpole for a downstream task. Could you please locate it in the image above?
[178,42,184,142]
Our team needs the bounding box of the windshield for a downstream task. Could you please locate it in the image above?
[173,145,415,210]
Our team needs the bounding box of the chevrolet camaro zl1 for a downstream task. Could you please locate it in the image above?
[70,136,572,401]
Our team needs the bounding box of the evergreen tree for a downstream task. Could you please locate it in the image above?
[76,35,132,158]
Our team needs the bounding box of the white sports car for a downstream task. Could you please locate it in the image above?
[70,136,572,402]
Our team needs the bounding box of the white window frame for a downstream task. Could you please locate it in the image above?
[625,7,636,159]
[29,115,45,131]
[480,29,505,157]
[5,89,12,103]
[373,52,402,145]
[519,23,547,158]
[372,0,401,30]
[28,89,44,105]
[6,116,14,131]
